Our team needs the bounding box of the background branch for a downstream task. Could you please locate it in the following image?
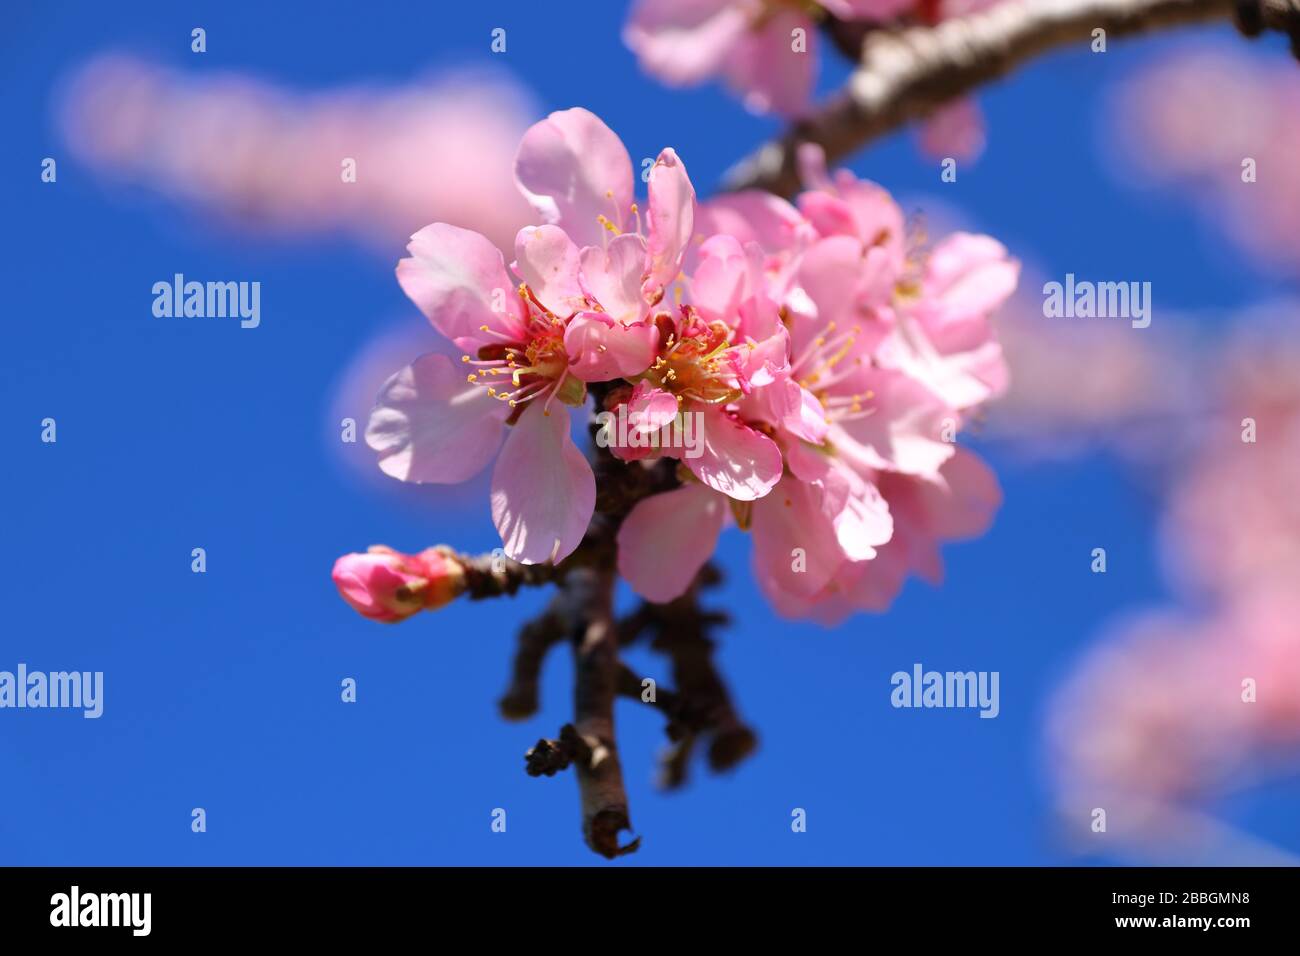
[725,0,1300,197]
[498,601,567,720]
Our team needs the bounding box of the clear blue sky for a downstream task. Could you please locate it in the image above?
[2,1,1296,865]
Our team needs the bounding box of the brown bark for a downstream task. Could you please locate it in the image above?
[565,567,639,858]
[724,0,1300,197]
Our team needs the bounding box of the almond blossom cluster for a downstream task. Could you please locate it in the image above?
[335,108,1016,622]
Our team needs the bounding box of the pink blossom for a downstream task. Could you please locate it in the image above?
[624,0,914,117]
[762,448,1001,620]
[332,546,466,622]
[916,96,987,163]
[369,108,800,567]
[617,147,1015,609]
[1043,322,1300,861]
[348,106,1012,613]
[371,108,684,564]
[1161,326,1300,599]
[914,1,1007,161]
[58,55,535,251]
[1047,587,1300,861]
[1107,47,1300,275]
[625,0,999,156]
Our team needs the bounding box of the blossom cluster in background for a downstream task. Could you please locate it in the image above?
[58,54,536,250]
[1107,47,1300,276]
[340,108,1017,622]
[1047,317,1300,864]
[981,275,1207,464]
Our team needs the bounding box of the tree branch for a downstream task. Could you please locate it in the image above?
[565,566,640,858]
[498,601,567,720]
[724,0,1300,197]
[615,565,758,790]
[458,549,560,600]
[505,400,744,855]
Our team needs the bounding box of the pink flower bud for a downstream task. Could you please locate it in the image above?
[331,546,465,623]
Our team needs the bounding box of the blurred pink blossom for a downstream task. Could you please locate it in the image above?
[1047,317,1300,863]
[1048,587,1300,863]
[58,54,536,251]
[1162,317,1300,598]
[1106,47,1300,275]
[623,0,988,123]
[983,274,1205,463]
[911,0,1008,162]
[917,97,987,163]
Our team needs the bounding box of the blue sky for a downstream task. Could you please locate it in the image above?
[2,1,1296,865]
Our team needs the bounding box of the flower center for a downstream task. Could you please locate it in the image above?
[791,321,875,423]
[461,284,579,412]
[642,308,744,406]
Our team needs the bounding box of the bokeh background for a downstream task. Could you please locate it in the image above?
[3,0,1298,865]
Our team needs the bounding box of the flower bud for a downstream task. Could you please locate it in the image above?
[331,545,465,623]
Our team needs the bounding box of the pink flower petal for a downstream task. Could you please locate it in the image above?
[642,147,697,302]
[826,174,907,267]
[695,190,810,256]
[624,0,751,86]
[797,235,865,326]
[784,436,833,481]
[788,268,891,376]
[796,142,834,193]
[563,311,660,381]
[796,236,896,342]
[626,381,679,434]
[751,477,846,598]
[797,192,859,239]
[920,232,1020,333]
[579,233,648,324]
[512,225,583,316]
[917,97,986,162]
[785,382,830,444]
[515,108,634,249]
[684,407,783,501]
[396,223,527,352]
[822,465,894,561]
[690,233,748,324]
[618,483,726,602]
[738,326,792,390]
[876,316,1009,410]
[788,545,911,621]
[832,368,957,479]
[490,400,595,564]
[365,353,509,483]
[886,446,1002,541]
[722,11,816,117]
